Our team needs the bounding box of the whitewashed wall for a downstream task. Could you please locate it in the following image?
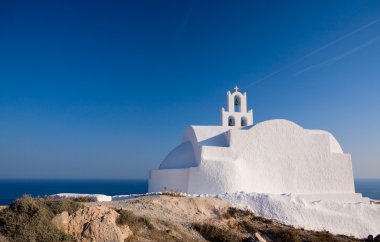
[149,119,355,196]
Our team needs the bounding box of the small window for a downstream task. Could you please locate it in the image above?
[241,117,247,127]
[234,96,241,112]
[228,116,235,126]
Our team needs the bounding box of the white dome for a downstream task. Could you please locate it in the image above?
[159,141,197,169]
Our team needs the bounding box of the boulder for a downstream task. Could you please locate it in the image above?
[51,211,69,233]
[52,206,132,242]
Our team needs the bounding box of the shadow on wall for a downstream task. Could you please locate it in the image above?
[199,133,228,147]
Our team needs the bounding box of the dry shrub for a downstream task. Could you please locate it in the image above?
[258,223,360,242]
[221,206,358,242]
[0,195,78,242]
[161,191,184,197]
[116,210,152,229]
[223,207,254,219]
[374,234,380,242]
[116,209,194,242]
[192,222,242,242]
[161,187,184,197]
[262,227,302,242]
[45,195,96,203]
[303,230,360,242]
[44,197,82,215]
[72,196,96,202]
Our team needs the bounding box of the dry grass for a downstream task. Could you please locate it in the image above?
[225,206,361,242]
[258,222,360,242]
[0,195,369,242]
[192,222,242,242]
[160,191,184,197]
[0,195,81,242]
[45,195,96,203]
[44,197,82,215]
[113,200,365,242]
[116,210,153,229]
[161,187,184,197]
[223,206,254,219]
[116,209,198,242]
[71,196,97,202]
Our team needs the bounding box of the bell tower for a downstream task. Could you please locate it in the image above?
[221,86,253,127]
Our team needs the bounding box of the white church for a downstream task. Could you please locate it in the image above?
[149,87,367,202]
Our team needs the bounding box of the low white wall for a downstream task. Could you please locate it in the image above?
[148,168,189,193]
[187,160,244,194]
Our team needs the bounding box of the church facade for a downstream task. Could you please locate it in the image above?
[149,87,365,201]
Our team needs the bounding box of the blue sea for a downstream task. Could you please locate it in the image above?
[0,179,379,205]
[0,179,148,205]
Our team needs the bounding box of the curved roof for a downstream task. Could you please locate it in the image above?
[159,141,197,169]
[182,125,230,147]
[246,119,344,154]
[159,119,345,170]
[307,129,344,153]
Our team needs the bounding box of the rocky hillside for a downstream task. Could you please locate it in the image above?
[0,194,378,242]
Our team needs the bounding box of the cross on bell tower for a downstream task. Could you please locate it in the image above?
[221,86,253,127]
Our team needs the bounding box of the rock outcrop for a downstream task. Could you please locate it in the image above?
[1,195,376,241]
[52,206,132,242]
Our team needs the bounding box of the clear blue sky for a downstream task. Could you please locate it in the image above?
[0,0,379,179]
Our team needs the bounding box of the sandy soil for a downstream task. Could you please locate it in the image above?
[95,194,231,223]
[84,194,364,242]
[87,195,232,241]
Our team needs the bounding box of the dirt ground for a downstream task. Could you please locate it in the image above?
[87,194,366,242]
